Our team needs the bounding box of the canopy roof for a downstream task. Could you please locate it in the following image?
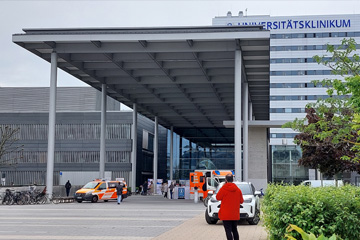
[13,26,270,132]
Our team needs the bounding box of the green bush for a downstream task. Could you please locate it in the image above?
[262,184,360,240]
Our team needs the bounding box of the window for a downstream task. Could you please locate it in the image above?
[108,182,117,188]
[98,183,106,190]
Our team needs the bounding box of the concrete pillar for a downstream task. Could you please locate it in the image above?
[234,50,242,181]
[46,51,57,199]
[170,126,174,180]
[99,84,107,179]
[243,82,249,182]
[248,127,268,190]
[249,102,253,121]
[131,103,137,191]
[153,116,158,194]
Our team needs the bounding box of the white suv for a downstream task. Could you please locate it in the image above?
[205,181,261,225]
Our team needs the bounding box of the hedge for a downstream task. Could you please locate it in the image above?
[262,184,360,240]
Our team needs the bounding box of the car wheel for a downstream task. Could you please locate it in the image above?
[91,195,98,203]
[247,208,260,225]
[203,196,210,207]
[205,209,218,224]
[77,200,82,203]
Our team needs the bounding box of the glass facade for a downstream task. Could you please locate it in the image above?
[167,129,235,180]
[271,145,308,184]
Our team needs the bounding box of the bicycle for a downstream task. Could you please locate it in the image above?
[2,189,14,205]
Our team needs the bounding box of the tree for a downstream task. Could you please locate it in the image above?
[283,38,360,177]
[0,125,23,168]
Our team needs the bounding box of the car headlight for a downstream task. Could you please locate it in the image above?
[243,198,252,203]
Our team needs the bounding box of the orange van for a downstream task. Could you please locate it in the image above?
[74,179,127,203]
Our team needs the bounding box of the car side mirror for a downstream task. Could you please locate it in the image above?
[208,190,214,196]
[254,190,261,197]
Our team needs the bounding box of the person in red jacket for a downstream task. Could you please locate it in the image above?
[216,174,244,240]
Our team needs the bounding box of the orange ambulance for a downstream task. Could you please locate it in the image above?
[190,170,234,200]
[75,179,127,203]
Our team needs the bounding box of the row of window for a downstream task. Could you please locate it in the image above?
[270,44,359,52]
[271,31,359,39]
[270,83,325,88]
[271,70,332,76]
[1,124,131,140]
[271,133,299,138]
[270,108,306,113]
[3,151,131,164]
[270,95,349,101]
[270,57,331,64]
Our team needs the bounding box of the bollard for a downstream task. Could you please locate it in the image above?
[194,187,199,203]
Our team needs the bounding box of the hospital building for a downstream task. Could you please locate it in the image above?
[213,12,360,185]
[2,13,360,193]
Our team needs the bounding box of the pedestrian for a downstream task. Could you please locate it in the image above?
[161,182,165,196]
[216,174,244,240]
[116,181,124,204]
[169,182,175,199]
[163,182,168,199]
[65,180,72,197]
[148,181,153,195]
[142,180,148,195]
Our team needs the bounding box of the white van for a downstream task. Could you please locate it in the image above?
[301,180,344,187]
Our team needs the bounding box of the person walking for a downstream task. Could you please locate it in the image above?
[65,180,72,197]
[216,174,244,240]
[169,182,175,199]
[142,180,148,195]
[148,181,153,195]
[163,182,169,199]
[161,182,165,196]
[116,182,124,205]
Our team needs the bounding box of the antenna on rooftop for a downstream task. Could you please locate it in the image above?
[245,8,248,16]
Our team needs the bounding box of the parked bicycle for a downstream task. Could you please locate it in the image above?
[1,189,26,205]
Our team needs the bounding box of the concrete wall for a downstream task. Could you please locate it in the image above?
[248,127,268,191]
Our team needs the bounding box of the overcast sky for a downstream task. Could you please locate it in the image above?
[1,0,360,87]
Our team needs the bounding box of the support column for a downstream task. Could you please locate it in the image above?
[46,51,57,198]
[131,103,137,191]
[99,84,107,179]
[243,82,249,182]
[249,102,253,121]
[170,126,174,180]
[153,117,158,194]
[234,50,242,181]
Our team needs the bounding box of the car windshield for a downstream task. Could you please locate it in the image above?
[235,183,253,195]
[82,182,100,189]
[215,182,253,195]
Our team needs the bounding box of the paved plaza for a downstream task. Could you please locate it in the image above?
[0,195,268,240]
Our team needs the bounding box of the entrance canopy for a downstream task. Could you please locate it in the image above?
[13,26,270,132]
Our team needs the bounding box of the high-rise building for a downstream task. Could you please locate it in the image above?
[213,13,360,184]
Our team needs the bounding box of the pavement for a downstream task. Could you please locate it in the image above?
[0,194,268,240]
[153,212,268,240]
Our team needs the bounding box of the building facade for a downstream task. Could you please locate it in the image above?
[213,13,360,184]
[0,87,167,187]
